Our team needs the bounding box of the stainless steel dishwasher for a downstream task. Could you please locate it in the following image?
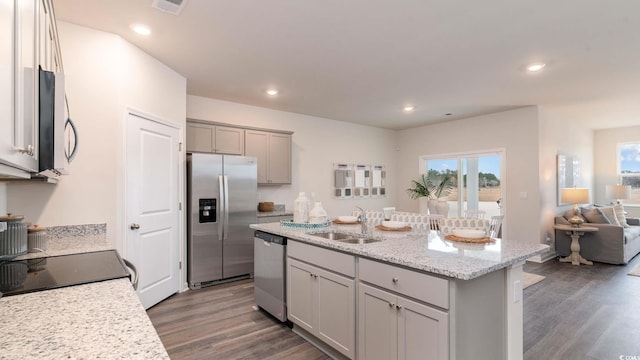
[254,230,287,322]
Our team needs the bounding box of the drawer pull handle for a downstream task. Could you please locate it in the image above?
[392,277,399,283]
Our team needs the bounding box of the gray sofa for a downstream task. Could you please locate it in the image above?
[554,216,640,265]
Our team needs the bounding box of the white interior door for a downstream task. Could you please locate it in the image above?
[126,111,180,309]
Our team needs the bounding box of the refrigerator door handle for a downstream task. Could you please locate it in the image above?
[218,175,225,241]
[223,175,230,241]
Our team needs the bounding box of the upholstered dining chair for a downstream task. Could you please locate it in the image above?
[464,209,486,219]
[390,212,431,232]
[441,217,491,236]
[351,209,385,226]
[489,215,504,238]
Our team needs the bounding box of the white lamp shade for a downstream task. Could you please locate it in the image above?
[605,185,631,200]
[561,187,589,204]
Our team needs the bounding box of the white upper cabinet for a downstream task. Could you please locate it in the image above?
[1,0,62,177]
[0,0,39,175]
[38,0,62,73]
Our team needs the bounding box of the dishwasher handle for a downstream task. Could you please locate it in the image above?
[254,231,286,245]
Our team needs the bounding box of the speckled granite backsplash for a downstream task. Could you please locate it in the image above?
[47,223,107,239]
[46,223,108,253]
[16,223,109,260]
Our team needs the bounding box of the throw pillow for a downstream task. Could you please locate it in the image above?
[581,207,611,224]
[598,206,620,226]
[613,203,630,228]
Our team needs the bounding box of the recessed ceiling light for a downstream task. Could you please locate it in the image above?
[527,63,546,72]
[131,24,151,36]
[266,89,279,96]
[403,105,415,112]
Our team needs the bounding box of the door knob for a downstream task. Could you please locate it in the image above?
[130,223,141,230]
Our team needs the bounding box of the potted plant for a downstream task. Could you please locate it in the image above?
[406,174,455,215]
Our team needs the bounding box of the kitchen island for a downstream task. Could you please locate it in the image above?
[251,222,548,360]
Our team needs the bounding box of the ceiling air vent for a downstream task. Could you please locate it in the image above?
[152,0,189,15]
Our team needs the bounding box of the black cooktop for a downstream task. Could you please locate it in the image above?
[0,250,131,298]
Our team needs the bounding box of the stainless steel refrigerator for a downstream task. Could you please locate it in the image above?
[187,153,257,289]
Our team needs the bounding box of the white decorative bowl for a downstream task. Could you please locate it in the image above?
[338,216,358,223]
[382,221,407,229]
[452,229,486,238]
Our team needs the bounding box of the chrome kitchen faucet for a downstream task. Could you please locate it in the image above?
[355,206,367,237]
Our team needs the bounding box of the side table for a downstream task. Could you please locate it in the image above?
[554,225,599,266]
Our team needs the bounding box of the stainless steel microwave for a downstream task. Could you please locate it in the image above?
[38,68,78,178]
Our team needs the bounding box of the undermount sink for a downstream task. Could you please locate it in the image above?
[311,231,354,240]
[336,237,381,244]
[310,231,381,244]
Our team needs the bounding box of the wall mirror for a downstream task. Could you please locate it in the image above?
[557,154,581,206]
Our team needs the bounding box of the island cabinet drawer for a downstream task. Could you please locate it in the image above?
[287,240,355,277]
[359,258,449,309]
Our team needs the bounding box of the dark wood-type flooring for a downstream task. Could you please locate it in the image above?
[523,254,640,360]
[147,255,640,360]
[146,279,329,360]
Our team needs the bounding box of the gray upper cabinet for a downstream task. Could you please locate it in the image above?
[186,121,244,155]
[186,120,292,184]
[245,130,291,185]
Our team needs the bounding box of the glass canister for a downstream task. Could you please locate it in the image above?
[28,225,48,253]
[0,214,28,259]
[308,202,328,224]
[293,192,310,223]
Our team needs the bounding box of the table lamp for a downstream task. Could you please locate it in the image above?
[605,184,631,204]
[561,187,589,227]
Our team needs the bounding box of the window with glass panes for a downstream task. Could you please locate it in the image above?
[619,143,640,205]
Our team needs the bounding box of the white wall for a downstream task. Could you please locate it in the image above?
[7,23,186,251]
[538,106,594,250]
[187,96,397,217]
[594,125,640,217]
[0,183,6,216]
[7,23,121,236]
[395,107,541,244]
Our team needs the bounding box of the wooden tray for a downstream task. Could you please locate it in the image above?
[375,224,412,232]
[332,219,360,225]
[444,234,495,243]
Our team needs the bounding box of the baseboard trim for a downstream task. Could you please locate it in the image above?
[292,326,350,360]
[527,250,556,263]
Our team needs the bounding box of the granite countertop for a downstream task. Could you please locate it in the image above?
[0,279,169,359]
[257,210,293,217]
[0,224,169,359]
[250,222,549,280]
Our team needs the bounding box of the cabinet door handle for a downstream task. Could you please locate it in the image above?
[392,277,399,283]
[16,145,34,156]
[395,304,403,310]
[389,302,395,308]
[130,223,141,230]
